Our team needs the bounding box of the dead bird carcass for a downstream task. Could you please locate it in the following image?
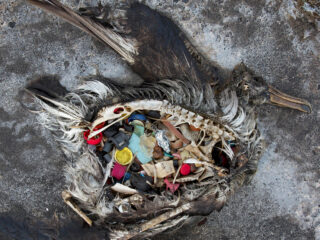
[26,1,312,239]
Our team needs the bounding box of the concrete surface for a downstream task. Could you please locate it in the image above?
[0,0,319,239]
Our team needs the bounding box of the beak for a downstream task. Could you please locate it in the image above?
[268,85,312,113]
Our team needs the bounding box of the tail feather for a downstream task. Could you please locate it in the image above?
[27,0,137,63]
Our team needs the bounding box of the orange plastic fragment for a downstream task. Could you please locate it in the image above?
[190,125,201,131]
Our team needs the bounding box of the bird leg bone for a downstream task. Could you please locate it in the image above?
[61,190,93,226]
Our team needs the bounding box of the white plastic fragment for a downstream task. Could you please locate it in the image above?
[111,183,138,195]
[155,130,171,153]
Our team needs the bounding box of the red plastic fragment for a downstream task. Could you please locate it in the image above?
[221,154,228,167]
[180,164,191,176]
[83,130,103,145]
[93,122,105,130]
[111,163,127,180]
[164,178,180,193]
[113,107,124,114]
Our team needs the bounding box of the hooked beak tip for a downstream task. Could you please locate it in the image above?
[300,104,312,114]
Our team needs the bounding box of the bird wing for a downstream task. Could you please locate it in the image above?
[28,1,225,86]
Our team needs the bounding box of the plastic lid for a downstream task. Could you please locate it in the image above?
[83,130,103,145]
[128,113,147,122]
[180,164,191,176]
[115,147,133,165]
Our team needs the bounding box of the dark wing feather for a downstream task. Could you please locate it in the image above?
[124,3,225,85]
[28,1,226,87]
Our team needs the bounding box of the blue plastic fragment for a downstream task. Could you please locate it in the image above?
[123,172,131,182]
[128,113,147,122]
[128,133,152,164]
[227,140,236,147]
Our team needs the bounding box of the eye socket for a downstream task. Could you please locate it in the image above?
[113,107,124,114]
[253,77,260,83]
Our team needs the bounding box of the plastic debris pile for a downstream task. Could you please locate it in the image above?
[83,110,238,208]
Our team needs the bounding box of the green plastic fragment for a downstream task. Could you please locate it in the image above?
[133,124,145,137]
[164,152,173,158]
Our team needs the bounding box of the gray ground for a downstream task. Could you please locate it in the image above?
[0,0,319,239]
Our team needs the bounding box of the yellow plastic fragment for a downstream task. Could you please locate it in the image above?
[115,147,133,165]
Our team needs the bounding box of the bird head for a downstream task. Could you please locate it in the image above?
[231,63,312,113]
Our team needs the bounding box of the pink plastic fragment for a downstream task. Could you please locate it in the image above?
[164,178,180,193]
[172,153,181,159]
[111,163,127,180]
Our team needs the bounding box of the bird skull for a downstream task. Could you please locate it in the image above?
[88,100,164,138]
[89,104,134,138]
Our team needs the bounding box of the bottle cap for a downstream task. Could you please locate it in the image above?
[115,147,133,165]
[83,130,103,145]
[180,164,191,175]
